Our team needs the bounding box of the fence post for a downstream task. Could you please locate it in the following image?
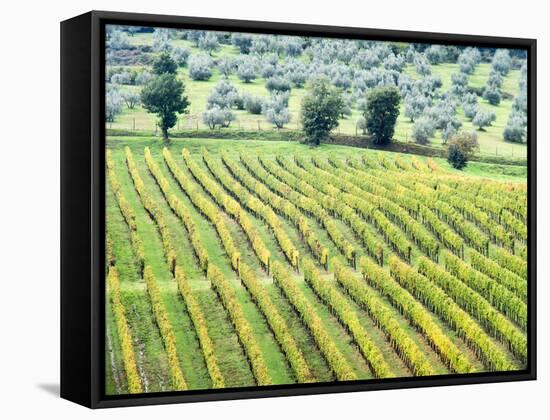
[257,120,261,130]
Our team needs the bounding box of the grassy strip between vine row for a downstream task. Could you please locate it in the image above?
[331,258,434,377]
[107,266,144,393]
[444,252,527,329]
[376,167,515,251]
[358,257,474,373]
[469,250,527,301]
[163,148,241,270]
[281,156,410,263]
[144,147,210,272]
[345,158,480,256]
[202,148,299,270]
[493,247,527,279]
[418,256,527,363]
[389,256,516,371]
[174,266,225,388]
[159,148,312,384]
[302,258,395,379]
[123,148,188,390]
[254,155,357,266]
[265,155,384,266]
[309,156,440,261]
[125,147,177,275]
[149,147,277,386]
[207,265,272,386]
[181,148,271,271]
[106,150,145,274]
[222,153,329,269]
[270,261,357,382]
[328,157,481,257]
[143,266,188,391]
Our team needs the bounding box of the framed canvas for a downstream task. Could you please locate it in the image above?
[60,10,536,409]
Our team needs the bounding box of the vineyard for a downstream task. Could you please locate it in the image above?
[105,138,527,395]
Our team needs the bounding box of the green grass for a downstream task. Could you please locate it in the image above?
[105,296,128,394]
[106,181,173,392]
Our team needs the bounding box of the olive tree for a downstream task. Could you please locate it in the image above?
[111,71,132,85]
[121,90,140,109]
[105,85,124,122]
[472,109,496,130]
[462,93,479,120]
[411,116,436,144]
[503,110,527,143]
[171,47,190,67]
[216,57,235,77]
[198,33,220,55]
[352,49,380,70]
[492,49,511,76]
[483,84,502,106]
[186,30,206,47]
[458,47,481,74]
[152,28,173,53]
[135,70,153,86]
[425,45,446,64]
[285,60,307,87]
[231,33,253,54]
[206,78,239,109]
[236,58,258,83]
[383,53,406,72]
[513,90,528,114]
[188,54,213,81]
[250,35,274,56]
[266,76,292,93]
[486,71,503,88]
[414,54,432,76]
[202,105,235,129]
[263,93,291,128]
[450,72,468,97]
[280,37,303,57]
[404,92,429,122]
[242,93,264,114]
[107,30,130,50]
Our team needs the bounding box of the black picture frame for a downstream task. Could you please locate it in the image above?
[61,10,537,409]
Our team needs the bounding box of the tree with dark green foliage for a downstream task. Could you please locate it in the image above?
[300,77,343,146]
[141,73,189,140]
[363,86,401,145]
[447,130,478,170]
[152,53,178,75]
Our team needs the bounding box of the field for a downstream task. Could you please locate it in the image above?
[105,137,528,394]
[107,32,527,161]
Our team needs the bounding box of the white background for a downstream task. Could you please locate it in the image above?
[0,0,547,418]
